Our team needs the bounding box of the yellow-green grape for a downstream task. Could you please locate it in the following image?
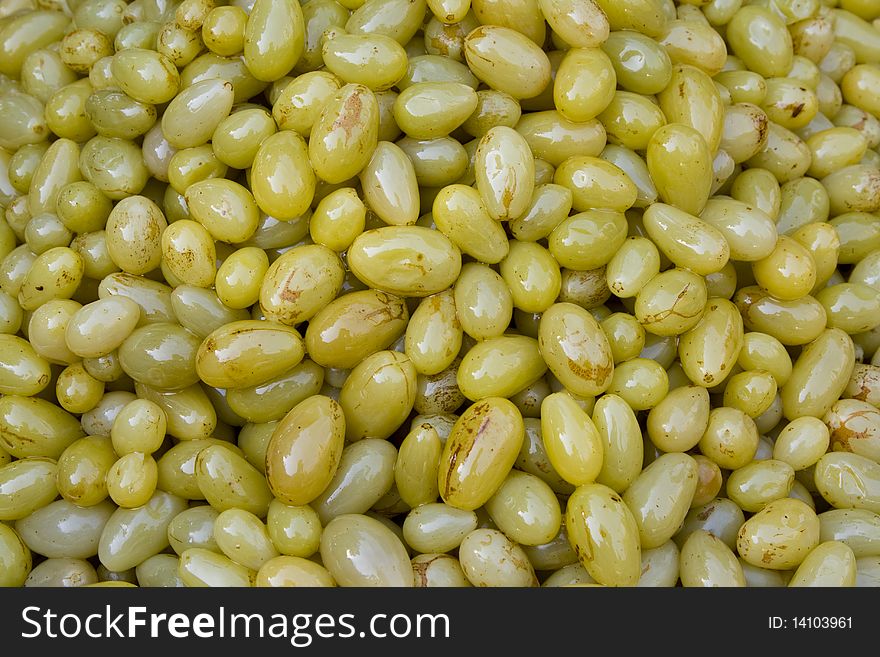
[624,453,698,549]
[726,5,793,78]
[647,123,713,216]
[516,111,604,168]
[726,459,795,513]
[242,0,304,82]
[265,395,344,506]
[175,0,215,32]
[540,391,604,487]
[658,64,724,153]
[464,25,551,100]
[647,385,710,453]
[80,390,137,438]
[184,178,258,245]
[680,530,746,587]
[305,289,408,369]
[118,323,201,390]
[162,78,235,151]
[60,29,114,75]
[360,141,419,226]
[111,49,180,105]
[98,491,188,572]
[699,407,759,470]
[485,470,561,546]
[722,370,778,418]
[752,236,817,301]
[18,246,84,312]
[676,497,745,552]
[411,553,471,588]
[56,436,116,507]
[272,72,340,137]
[605,237,661,299]
[79,136,149,201]
[734,286,828,347]
[7,144,48,198]
[0,457,60,520]
[659,17,727,74]
[24,133,79,202]
[309,83,379,184]
[196,444,273,517]
[0,11,70,80]
[258,245,343,326]
[438,397,524,511]
[133,554,184,587]
[635,268,708,337]
[319,514,412,587]
[348,226,461,297]
[738,333,792,389]
[251,130,315,221]
[817,283,880,335]
[457,335,545,401]
[433,184,509,263]
[592,394,642,493]
[23,212,71,256]
[737,498,820,570]
[167,145,228,196]
[310,439,397,524]
[782,328,855,421]
[691,455,722,508]
[395,423,442,508]
[643,203,729,276]
[788,541,857,587]
[0,334,51,396]
[106,451,158,508]
[474,126,535,221]
[1,393,85,459]
[606,357,669,411]
[405,290,462,376]
[157,21,203,69]
[600,313,646,364]
[340,350,416,439]
[458,528,538,587]
[235,423,276,473]
[178,547,256,587]
[0,293,24,336]
[824,398,880,463]
[0,523,32,586]
[566,482,641,586]
[111,399,167,455]
[55,181,112,235]
[55,363,105,414]
[558,267,611,311]
[255,555,335,587]
[167,506,220,555]
[509,373,551,419]
[266,499,322,558]
[202,6,247,56]
[322,32,407,91]
[225,359,324,425]
[814,451,880,513]
[213,508,279,571]
[212,108,277,170]
[554,47,616,123]
[555,157,636,214]
[25,558,100,587]
[215,247,269,310]
[156,439,227,498]
[402,503,477,554]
